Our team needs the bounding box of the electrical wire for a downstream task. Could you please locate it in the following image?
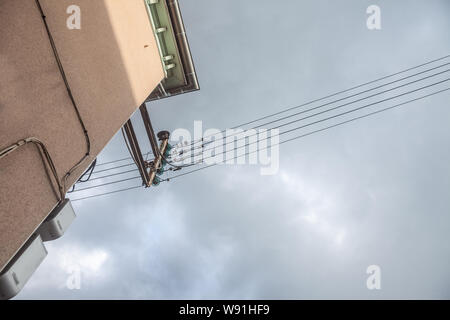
[156,145,199,169]
[94,151,152,168]
[73,73,450,190]
[77,159,178,185]
[0,137,64,202]
[86,168,140,182]
[69,86,450,201]
[172,76,450,164]
[35,0,91,192]
[68,59,450,197]
[177,63,450,156]
[1,2,92,204]
[68,84,450,194]
[91,162,137,175]
[77,159,97,183]
[68,159,97,193]
[70,175,142,193]
[179,54,450,151]
[71,185,142,202]
[162,87,450,182]
[84,57,450,171]
[96,157,134,167]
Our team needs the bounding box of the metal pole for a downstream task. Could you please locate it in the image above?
[139,104,160,158]
[123,120,150,186]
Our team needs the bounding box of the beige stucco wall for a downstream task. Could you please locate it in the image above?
[0,0,164,271]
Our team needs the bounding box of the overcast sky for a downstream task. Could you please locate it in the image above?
[17,0,450,299]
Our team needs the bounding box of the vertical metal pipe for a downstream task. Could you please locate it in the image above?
[139,104,160,159]
[123,120,150,186]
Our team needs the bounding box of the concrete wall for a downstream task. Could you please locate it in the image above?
[0,0,164,271]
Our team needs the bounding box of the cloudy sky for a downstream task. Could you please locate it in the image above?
[17,0,450,299]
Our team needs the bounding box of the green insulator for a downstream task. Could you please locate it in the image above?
[152,176,160,186]
[156,166,164,176]
[164,144,173,157]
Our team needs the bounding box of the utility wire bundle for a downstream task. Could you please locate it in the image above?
[69,55,450,202]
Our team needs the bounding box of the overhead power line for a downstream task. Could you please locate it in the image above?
[173,76,450,164]
[162,87,450,182]
[69,86,450,201]
[71,185,142,202]
[181,54,450,150]
[87,168,140,182]
[71,74,450,193]
[84,56,450,173]
[90,162,137,175]
[70,175,142,193]
[179,63,450,155]
[95,157,135,167]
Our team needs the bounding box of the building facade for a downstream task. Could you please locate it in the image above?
[0,0,197,299]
